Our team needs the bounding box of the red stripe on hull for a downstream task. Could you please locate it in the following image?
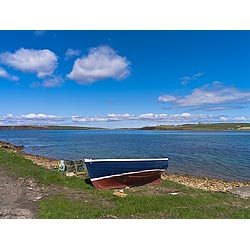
[91,170,163,190]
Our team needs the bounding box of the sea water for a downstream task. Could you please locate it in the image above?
[0,129,249,181]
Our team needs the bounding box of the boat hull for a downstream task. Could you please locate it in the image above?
[92,170,163,189]
[84,158,168,190]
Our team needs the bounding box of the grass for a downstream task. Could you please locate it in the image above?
[0,148,90,190]
[1,148,250,219]
[140,123,250,131]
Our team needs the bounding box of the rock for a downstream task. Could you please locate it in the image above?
[161,173,250,192]
[32,196,43,201]
[66,172,76,177]
[228,186,250,198]
[103,215,118,219]
[113,191,127,198]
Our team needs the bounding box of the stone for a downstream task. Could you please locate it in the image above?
[228,186,250,198]
[161,173,250,192]
[113,191,127,198]
[66,172,76,177]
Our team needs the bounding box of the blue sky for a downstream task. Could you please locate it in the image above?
[0,30,250,128]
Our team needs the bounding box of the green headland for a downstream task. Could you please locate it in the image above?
[140,123,250,131]
[1,123,250,131]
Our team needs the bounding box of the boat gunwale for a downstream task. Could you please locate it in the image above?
[84,158,168,163]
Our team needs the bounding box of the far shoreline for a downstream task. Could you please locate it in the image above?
[0,122,250,131]
[0,139,249,193]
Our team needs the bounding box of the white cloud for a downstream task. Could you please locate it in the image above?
[71,113,135,122]
[219,116,229,121]
[180,112,191,118]
[107,113,134,121]
[0,48,57,78]
[72,116,107,122]
[20,114,60,119]
[30,76,64,88]
[158,95,177,102]
[1,113,249,126]
[192,105,244,111]
[0,113,65,125]
[42,76,64,87]
[0,67,9,78]
[138,113,156,119]
[65,48,81,60]
[233,116,248,121]
[180,72,204,85]
[67,45,131,84]
[72,112,250,123]
[158,84,250,108]
[0,67,19,81]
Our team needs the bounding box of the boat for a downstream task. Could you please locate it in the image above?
[84,158,168,190]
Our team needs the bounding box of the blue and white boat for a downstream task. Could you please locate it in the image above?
[84,158,168,189]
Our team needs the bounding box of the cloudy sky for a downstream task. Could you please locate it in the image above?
[0,30,250,127]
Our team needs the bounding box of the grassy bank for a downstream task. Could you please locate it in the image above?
[1,148,250,219]
[140,123,250,131]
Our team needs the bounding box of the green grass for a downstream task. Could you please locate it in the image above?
[140,123,250,131]
[1,148,250,219]
[39,185,250,219]
[0,148,91,190]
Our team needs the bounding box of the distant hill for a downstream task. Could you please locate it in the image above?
[1,123,250,131]
[0,125,105,130]
[140,123,250,131]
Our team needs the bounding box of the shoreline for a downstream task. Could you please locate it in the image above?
[0,140,250,192]
[1,123,250,131]
[0,140,58,169]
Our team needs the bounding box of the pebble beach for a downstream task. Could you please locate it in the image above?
[1,140,249,193]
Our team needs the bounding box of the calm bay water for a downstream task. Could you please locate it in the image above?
[0,129,249,181]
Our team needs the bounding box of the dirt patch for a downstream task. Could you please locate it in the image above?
[0,164,114,218]
[0,166,49,218]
